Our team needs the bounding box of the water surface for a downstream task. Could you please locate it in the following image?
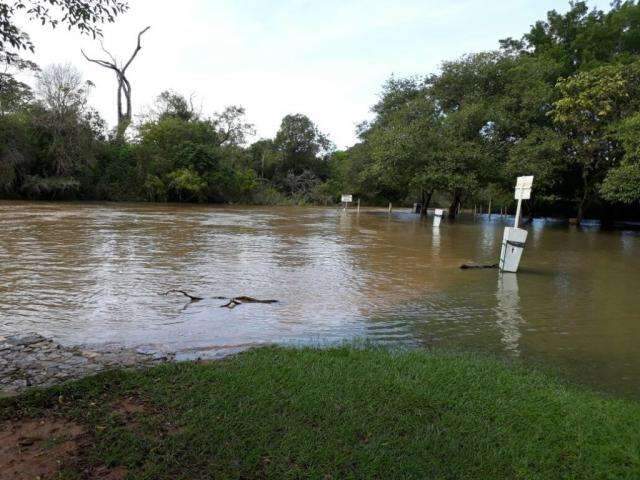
[1,201,639,396]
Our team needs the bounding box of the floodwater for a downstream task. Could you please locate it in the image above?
[1,201,639,397]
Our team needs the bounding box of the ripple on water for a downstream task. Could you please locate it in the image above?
[1,202,640,396]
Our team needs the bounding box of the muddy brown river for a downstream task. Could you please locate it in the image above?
[1,201,639,396]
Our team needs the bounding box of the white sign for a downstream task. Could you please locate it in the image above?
[341,194,353,203]
[514,175,534,200]
[434,208,444,217]
[499,227,528,273]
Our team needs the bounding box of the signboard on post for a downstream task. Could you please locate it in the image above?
[499,175,534,273]
[514,175,533,200]
[341,194,353,203]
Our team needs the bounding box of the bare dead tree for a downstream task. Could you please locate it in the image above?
[81,26,150,141]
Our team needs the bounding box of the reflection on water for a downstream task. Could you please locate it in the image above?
[432,221,441,254]
[495,274,523,355]
[1,201,640,397]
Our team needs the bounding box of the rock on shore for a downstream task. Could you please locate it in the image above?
[0,333,174,396]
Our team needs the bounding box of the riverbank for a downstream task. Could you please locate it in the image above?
[0,333,173,396]
[2,346,639,479]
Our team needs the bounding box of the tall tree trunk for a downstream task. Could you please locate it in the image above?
[576,189,588,226]
[81,26,150,143]
[420,189,433,217]
[576,174,589,226]
[448,191,461,220]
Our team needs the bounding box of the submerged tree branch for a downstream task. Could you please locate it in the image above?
[162,289,203,302]
[219,297,279,309]
[162,290,278,309]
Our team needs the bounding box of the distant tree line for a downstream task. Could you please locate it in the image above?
[2,1,640,223]
[0,72,336,204]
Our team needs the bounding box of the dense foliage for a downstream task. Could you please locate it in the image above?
[334,0,640,221]
[1,1,640,222]
[0,75,336,203]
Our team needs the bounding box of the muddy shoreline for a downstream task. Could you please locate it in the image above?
[0,333,174,396]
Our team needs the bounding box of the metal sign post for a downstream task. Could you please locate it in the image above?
[513,175,533,228]
[499,176,533,273]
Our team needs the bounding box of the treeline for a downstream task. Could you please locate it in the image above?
[336,1,640,223]
[0,63,336,205]
[2,1,640,223]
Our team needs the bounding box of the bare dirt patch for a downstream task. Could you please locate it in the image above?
[111,396,182,436]
[92,465,128,479]
[112,396,148,432]
[0,417,84,480]
[114,396,147,415]
[0,416,130,479]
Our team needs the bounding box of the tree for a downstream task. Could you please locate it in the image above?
[601,112,640,204]
[150,90,199,122]
[37,63,90,118]
[550,63,633,223]
[506,127,568,213]
[0,60,37,115]
[500,2,631,73]
[0,62,104,199]
[35,63,100,177]
[0,0,128,63]
[426,55,498,218]
[0,106,32,193]
[362,77,442,214]
[274,114,333,179]
[601,162,640,204]
[82,26,151,141]
[213,105,255,147]
[248,139,278,180]
[133,92,258,203]
[166,167,207,202]
[357,66,496,218]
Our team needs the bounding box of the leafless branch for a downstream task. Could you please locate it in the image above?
[123,26,151,73]
[162,289,204,302]
[99,39,119,67]
[81,26,151,140]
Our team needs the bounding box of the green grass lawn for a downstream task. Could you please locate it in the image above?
[2,346,640,479]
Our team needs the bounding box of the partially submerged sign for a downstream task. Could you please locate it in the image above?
[499,227,528,273]
[499,175,534,273]
[433,208,444,227]
[514,175,533,200]
[341,194,353,203]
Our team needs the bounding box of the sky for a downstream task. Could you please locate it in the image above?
[16,0,608,149]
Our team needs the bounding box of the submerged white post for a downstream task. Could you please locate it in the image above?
[433,208,444,227]
[357,198,360,213]
[514,198,523,228]
[499,176,533,273]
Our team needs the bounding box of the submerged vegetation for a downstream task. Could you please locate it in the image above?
[2,346,640,479]
[2,1,640,223]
